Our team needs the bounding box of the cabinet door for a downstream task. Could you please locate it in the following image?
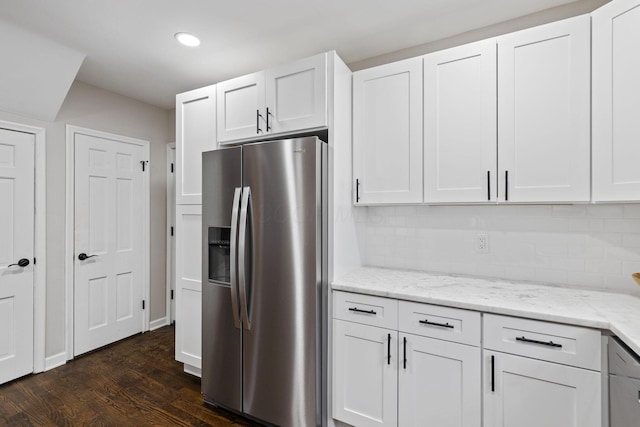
[399,334,481,427]
[484,351,601,427]
[497,15,590,202]
[424,39,497,203]
[217,71,265,143]
[592,0,640,201]
[175,205,202,369]
[265,52,327,134]
[333,320,398,427]
[176,85,216,204]
[353,58,423,204]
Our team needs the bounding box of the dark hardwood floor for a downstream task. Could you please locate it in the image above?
[0,326,259,426]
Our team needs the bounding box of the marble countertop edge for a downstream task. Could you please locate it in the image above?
[331,267,640,356]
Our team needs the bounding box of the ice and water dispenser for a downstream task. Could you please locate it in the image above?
[208,227,231,284]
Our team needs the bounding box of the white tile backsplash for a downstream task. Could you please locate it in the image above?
[363,204,640,295]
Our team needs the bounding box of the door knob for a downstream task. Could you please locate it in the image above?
[8,258,30,268]
[78,253,98,261]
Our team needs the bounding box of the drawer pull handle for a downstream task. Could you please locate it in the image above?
[516,336,562,348]
[419,319,454,329]
[348,307,377,315]
[387,334,391,365]
[403,336,407,370]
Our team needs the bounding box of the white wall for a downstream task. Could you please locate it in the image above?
[0,80,172,359]
[349,0,610,71]
[363,205,640,296]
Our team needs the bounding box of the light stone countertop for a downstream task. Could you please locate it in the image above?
[332,266,640,356]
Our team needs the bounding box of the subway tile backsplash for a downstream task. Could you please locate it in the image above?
[363,204,640,296]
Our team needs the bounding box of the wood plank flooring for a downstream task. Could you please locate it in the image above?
[0,326,259,426]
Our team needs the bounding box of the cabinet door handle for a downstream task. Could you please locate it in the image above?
[266,107,272,132]
[355,179,360,203]
[487,170,491,201]
[419,319,454,329]
[348,307,376,315]
[403,336,407,370]
[505,170,509,201]
[387,333,391,365]
[256,110,263,134]
[516,336,562,348]
[491,355,495,392]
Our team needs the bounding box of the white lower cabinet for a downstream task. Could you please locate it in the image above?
[332,291,481,427]
[483,314,601,427]
[333,320,398,427]
[484,350,601,427]
[399,334,481,427]
[175,204,202,370]
[333,292,604,427]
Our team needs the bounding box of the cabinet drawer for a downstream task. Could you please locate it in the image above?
[398,301,480,346]
[483,314,601,371]
[333,291,397,329]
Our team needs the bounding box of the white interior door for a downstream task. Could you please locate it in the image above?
[0,128,34,384]
[74,132,145,356]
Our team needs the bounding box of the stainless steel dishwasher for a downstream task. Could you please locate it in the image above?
[609,336,640,426]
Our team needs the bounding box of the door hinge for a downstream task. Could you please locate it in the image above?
[171,290,174,300]
[140,160,149,172]
[142,300,146,310]
[171,163,174,173]
[170,226,174,236]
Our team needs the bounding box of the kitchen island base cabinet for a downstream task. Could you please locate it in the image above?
[399,334,481,427]
[484,350,601,427]
[333,319,398,427]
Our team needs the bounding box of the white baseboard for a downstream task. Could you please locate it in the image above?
[184,364,202,378]
[44,352,67,371]
[149,317,169,331]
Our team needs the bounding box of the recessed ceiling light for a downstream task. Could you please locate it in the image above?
[175,32,201,47]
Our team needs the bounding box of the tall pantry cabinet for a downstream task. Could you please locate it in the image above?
[174,85,217,374]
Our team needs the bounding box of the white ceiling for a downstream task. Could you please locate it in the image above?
[1,0,580,110]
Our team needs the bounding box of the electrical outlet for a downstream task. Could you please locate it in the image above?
[477,234,489,253]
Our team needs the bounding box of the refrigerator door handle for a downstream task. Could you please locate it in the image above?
[229,187,242,329]
[238,186,252,331]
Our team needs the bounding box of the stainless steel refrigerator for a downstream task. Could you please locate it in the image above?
[202,136,327,427]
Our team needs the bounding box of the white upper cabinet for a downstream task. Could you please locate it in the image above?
[497,15,591,203]
[424,39,497,203]
[592,0,640,201]
[217,53,327,143]
[176,85,217,205]
[353,57,423,205]
[216,72,265,142]
[265,53,327,134]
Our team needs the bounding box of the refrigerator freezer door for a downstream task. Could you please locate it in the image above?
[202,147,243,412]
[241,138,325,427]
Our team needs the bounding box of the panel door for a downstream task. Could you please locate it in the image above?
[333,320,398,427]
[353,57,423,204]
[265,52,327,134]
[74,133,145,356]
[484,351,601,427]
[424,39,497,203]
[399,334,481,427]
[0,128,34,384]
[592,0,640,201]
[497,15,591,202]
[175,204,202,369]
[176,85,216,205]
[217,71,265,143]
